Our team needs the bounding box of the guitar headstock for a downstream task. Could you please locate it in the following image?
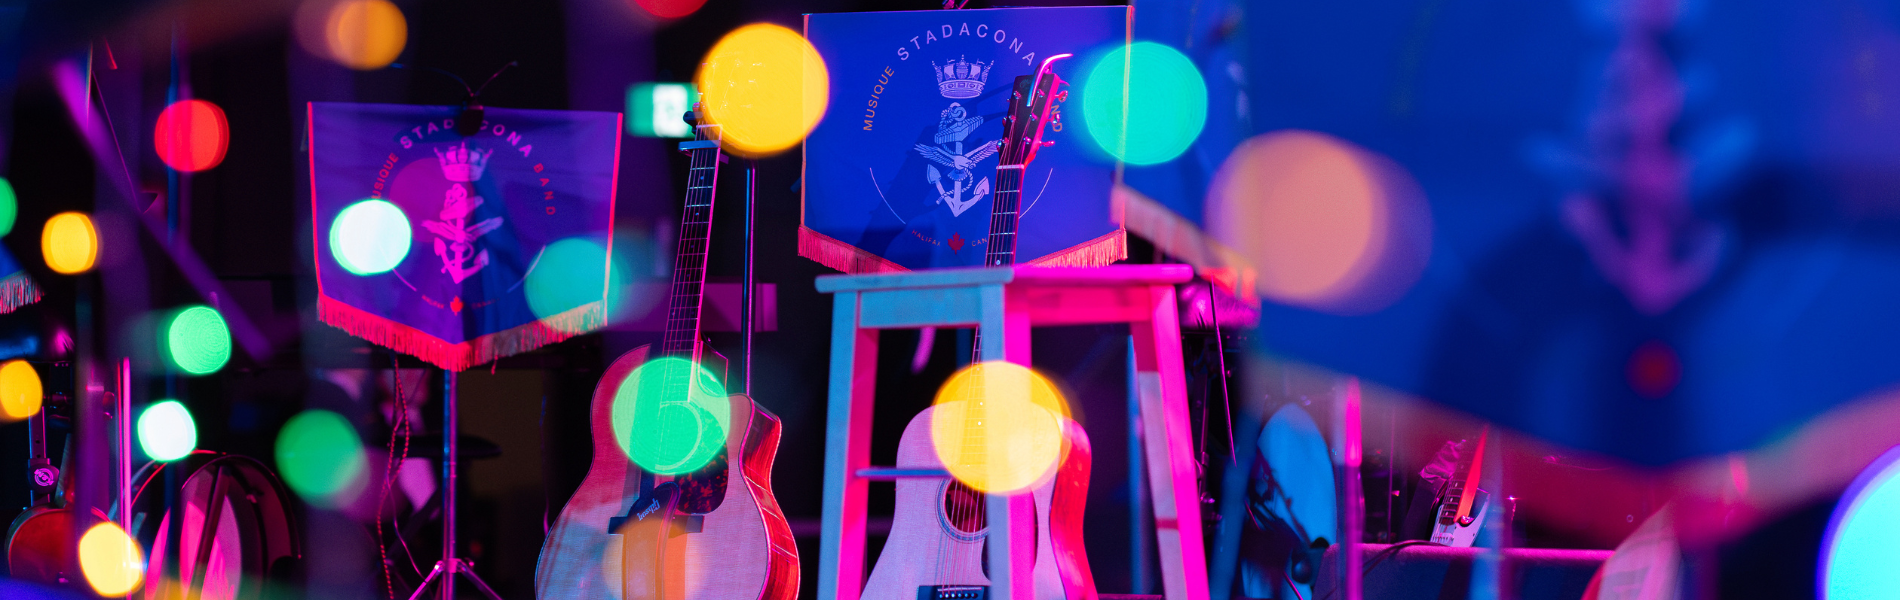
[1000,54,1073,169]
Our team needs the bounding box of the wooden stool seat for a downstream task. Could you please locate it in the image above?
[817,264,1210,600]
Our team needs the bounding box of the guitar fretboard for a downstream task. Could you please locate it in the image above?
[957,72,1050,469]
[659,124,723,360]
[982,165,1024,268]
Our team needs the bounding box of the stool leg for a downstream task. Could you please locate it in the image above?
[981,283,1036,600]
[987,492,1039,600]
[821,292,879,600]
[1130,285,1211,600]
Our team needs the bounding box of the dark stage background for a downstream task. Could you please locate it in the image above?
[0,0,1854,599]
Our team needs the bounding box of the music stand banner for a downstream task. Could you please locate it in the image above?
[801,6,1129,273]
[308,102,621,371]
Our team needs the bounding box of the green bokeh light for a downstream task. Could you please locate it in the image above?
[275,409,368,507]
[1081,41,1209,166]
[329,199,412,275]
[612,356,729,475]
[137,400,197,462]
[525,237,612,330]
[0,177,16,237]
[627,82,701,138]
[1824,447,1900,599]
[165,305,232,375]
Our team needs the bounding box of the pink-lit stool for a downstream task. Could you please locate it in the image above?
[816,264,1208,600]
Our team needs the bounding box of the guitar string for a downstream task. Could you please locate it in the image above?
[941,91,1014,589]
[957,84,1035,587]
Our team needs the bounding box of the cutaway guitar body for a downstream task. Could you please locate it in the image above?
[861,404,1095,600]
[535,345,798,600]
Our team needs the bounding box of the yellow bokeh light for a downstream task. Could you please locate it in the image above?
[42,211,99,274]
[79,521,145,597]
[929,361,1070,494]
[0,359,42,422]
[326,0,407,70]
[694,23,830,158]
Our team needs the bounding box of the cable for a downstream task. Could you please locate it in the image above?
[1280,568,1306,600]
[375,356,418,598]
[1206,279,1237,467]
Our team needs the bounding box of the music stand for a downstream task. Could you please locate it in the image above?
[407,372,505,600]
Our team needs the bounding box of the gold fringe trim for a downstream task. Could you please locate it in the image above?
[801,225,1127,273]
[1026,228,1128,267]
[319,295,604,371]
[798,226,908,274]
[0,272,43,314]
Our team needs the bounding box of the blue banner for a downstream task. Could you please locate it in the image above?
[801,7,1129,272]
[309,102,621,371]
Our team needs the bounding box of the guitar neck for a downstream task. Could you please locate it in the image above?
[968,163,1026,365]
[982,165,1024,268]
[659,125,723,360]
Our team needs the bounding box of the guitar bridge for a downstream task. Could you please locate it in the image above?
[919,585,987,600]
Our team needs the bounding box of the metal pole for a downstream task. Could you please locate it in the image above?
[1127,337,1150,594]
[118,358,130,534]
[741,160,757,395]
[1335,377,1363,600]
[442,370,457,600]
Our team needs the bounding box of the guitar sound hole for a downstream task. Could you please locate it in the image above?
[940,480,986,536]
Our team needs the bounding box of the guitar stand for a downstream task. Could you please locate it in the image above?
[407,372,506,600]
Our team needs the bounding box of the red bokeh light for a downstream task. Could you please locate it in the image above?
[1626,340,1681,399]
[632,0,708,19]
[154,99,229,172]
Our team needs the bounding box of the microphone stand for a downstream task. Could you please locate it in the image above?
[741,160,757,395]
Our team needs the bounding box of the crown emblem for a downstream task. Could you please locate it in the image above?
[933,57,993,99]
[434,143,492,183]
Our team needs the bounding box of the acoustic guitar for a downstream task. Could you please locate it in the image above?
[860,55,1097,600]
[535,111,797,600]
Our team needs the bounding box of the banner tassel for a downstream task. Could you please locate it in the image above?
[320,295,603,372]
[0,272,44,315]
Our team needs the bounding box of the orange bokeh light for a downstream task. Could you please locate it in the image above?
[1206,130,1431,314]
[154,99,229,173]
[298,0,407,70]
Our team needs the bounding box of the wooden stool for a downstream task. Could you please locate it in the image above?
[816,265,1209,600]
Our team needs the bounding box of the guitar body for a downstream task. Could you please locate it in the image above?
[862,404,1095,600]
[6,505,87,588]
[536,345,798,600]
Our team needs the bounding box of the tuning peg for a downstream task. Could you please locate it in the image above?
[1040,141,1056,148]
[1054,90,1069,103]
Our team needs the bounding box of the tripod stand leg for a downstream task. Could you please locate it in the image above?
[453,558,508,600]
[407,561,447,600]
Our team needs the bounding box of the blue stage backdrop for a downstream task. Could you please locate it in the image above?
[308,103,621,371]
[802,6,1129,273]
[1229,0,1900,465]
